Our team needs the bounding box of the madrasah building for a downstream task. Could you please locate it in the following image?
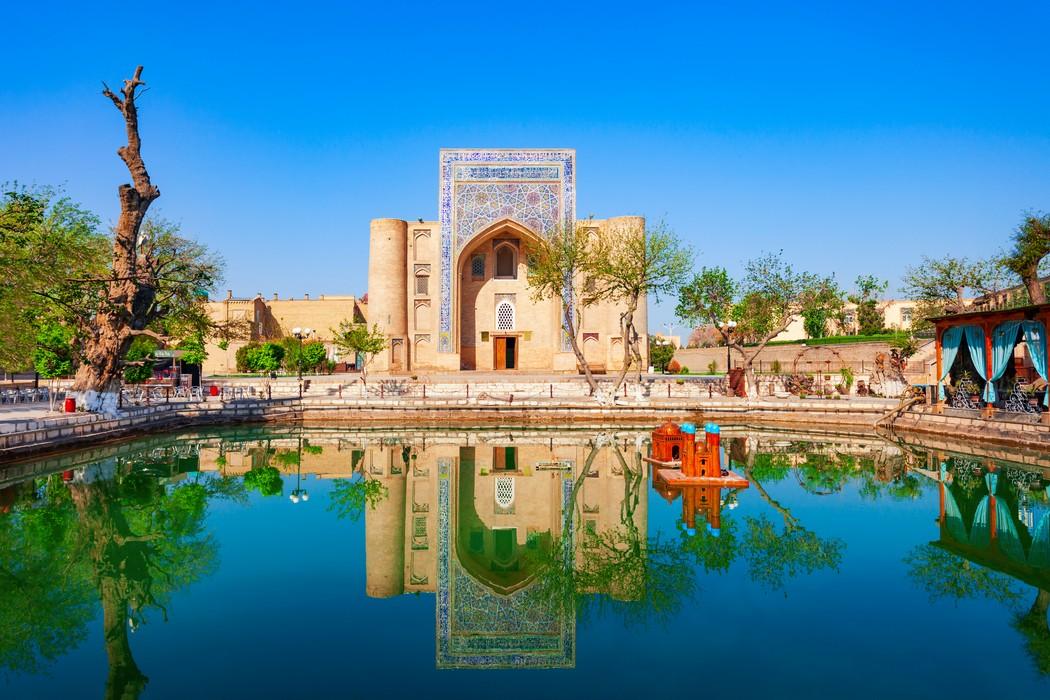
[367,149,649,373]
[202,149,648,376]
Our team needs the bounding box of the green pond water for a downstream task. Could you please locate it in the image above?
[1,425,1049,699]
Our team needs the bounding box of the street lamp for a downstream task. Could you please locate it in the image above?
[289,436,309,504]
[291,327,314,383]
[719,320,737,373]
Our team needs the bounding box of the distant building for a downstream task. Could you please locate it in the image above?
[203,291,366,375]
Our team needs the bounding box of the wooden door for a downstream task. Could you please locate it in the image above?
[506,337,517,369]
[494,337,507,369]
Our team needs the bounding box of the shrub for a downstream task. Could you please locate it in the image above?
[667,359,682,373]
[245,342,285,373]
[649,337,676,372]
[840,366,855,390]
[771,359,782,374]
[235,342,259,372]
[123,337,157,383]
[680,365,690,374]
[707,360,718,375]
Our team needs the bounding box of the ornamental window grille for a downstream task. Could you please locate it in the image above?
[415,274,429,296]
[495,244,516,279]
[495,476,515,509]
[496,301,515,331]
[471,254,485,280]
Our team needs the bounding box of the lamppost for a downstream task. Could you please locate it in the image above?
[719,320,737,373]
[291,327,314,383]
[289,436,309,504]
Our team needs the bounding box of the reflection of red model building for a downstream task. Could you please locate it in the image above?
[648,421,748,535]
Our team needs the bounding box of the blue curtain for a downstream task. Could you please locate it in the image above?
[989,321,1022,403]
[1029,511,1050,569]
[938,326,963,400]
[969,472,998,549]
[963,325,991,401]
[1022,320,1049,407]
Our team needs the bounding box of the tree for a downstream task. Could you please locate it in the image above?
[587,220,693,396]
[525,219,601,393]
[32,321,75,410]
[848,275,887,335]
[331,321,387,385]
[648,336,675,372]
[243,466,283,496]
[901,255,1013,328]
[0,187,108,371]
[802,307,830,339]
[676,252,840,392]
[1001,212,1050,305]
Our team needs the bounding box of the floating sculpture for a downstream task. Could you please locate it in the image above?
[646,420,749,536]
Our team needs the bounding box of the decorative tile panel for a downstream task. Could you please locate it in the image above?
[438,150,575,352]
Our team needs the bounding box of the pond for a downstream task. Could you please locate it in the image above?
[2,425,1049,698]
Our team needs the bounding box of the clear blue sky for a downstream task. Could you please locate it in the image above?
[3,2,1048,331]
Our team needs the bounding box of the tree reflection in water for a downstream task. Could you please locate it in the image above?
[0,452,244,698]
[904,454,1050,675]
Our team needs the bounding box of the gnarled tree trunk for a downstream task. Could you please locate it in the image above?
[72,66,160,414]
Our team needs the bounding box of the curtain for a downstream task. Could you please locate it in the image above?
[1022,320,1049,407]
[962,325,991,401]
[969,472,998,549]
[938,326,964,400]
[988,321,1022,403]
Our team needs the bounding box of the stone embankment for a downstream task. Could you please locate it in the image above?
[0,376,898,461]
[887,403,1050,451]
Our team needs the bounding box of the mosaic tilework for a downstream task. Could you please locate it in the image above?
[454,183,561,250]
[453,165,561,181]
[436,467,576,669]
[438,150,575,352]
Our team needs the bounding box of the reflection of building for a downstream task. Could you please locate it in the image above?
[930,456,1050,588]
[359,436,647,668]
[367,149,647,373]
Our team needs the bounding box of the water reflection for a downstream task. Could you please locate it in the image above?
[0,448,244,697]
[905,452,1050,673]
[1,425,1049,691]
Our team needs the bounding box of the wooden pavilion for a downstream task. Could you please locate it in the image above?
[932,303,1050,417]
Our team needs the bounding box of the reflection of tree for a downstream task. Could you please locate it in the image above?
[529,442,699,627]
[243,466,283,497]
[904,544,1022,605]
[328,476,389,522]
[0,460,242,698]
[0,476,94,674]
[731,438,845,591]
[1014,589,1050,674]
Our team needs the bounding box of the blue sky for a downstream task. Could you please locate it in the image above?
[3,2,1048,331]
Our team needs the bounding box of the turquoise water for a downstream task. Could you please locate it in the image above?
[1,425,1048,698]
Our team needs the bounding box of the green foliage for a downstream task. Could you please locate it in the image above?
[771,359,782,374]
[243,466,283,497]
[0,186,108,370]
[331,320,387,382]
[327,476,390,522]
[679,365,689,374]
[802,307,830,338]
[281,338,327,374]
[1000,212,1050,303]
[707,360,718,375]
[902,255,1015,329]
[847,275,887,335]
[648,337,675,372]
[235,342,258,372]
[244,342,285,373]
[177,331,207,366]
[32,322,74,379]
[889,332,919,358]
[904,544,1022,604]
[123,336,157,384]
[742,515,844,590]
[839,366,854,390]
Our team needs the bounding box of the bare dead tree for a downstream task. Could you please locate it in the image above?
[72,66,161,413]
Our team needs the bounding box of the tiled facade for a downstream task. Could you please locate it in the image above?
[368,149,647,373]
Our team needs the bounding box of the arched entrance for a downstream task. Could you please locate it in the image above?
[455,219,556,370]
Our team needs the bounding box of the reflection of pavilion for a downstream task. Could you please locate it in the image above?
[931,456,1050,588]
[359,434,648,669]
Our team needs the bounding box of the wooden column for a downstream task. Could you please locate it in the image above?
[934,325,944,413]
[983,321,996,418]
